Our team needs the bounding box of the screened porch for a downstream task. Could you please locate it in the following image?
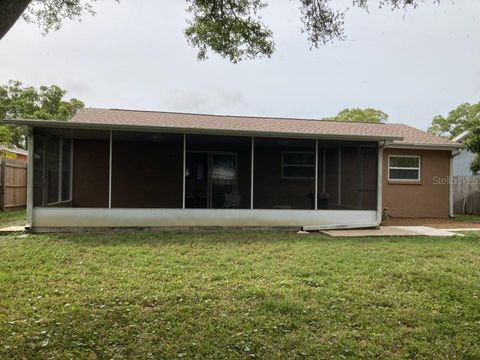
[32,128,378,214]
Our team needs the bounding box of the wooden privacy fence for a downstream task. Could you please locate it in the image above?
[453,176,480,215]
[0,158,27,210]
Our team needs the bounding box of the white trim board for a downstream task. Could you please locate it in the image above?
[386,144,462,150]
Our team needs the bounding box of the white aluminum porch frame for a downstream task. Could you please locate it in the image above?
[250,136,254,210]
[303,142,383,231]
[30,132,382,229]
[58,139,63,202]
[338,147,342,206]
[182,134,186,209]
[449,151,454,217]
[314,139,318,210]
[108,130,113,208]
[26,131,34,229]
[106,133,251,212]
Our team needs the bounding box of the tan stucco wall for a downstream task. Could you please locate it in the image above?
[382,148,451,218]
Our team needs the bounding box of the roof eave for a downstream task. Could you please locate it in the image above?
[5,119,404,142]
[387,142,464,150]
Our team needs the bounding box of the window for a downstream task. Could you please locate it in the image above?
[282,151,315,179]
[388,155,420,181]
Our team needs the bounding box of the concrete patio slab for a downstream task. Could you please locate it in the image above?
[444,228,480,232]
[381,217,480,229]
[321,226,418,237]
[0,225,27,234]
[321,226,463,237]
[392,226,462,237]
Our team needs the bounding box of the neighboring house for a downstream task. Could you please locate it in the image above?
[7,108,461,231]
[0,146,28,162]
[452,130,477,176]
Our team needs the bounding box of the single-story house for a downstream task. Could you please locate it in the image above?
[6,108,461,231]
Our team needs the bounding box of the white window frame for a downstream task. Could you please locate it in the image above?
[282,151,315,180]
[388,155,421,182]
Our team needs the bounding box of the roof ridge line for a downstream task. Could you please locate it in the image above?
[83,107,389,126]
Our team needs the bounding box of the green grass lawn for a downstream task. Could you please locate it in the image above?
[1,231,479,359]
[0,209,26,228]
[454,214,480,222]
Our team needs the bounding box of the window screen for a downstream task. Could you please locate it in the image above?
[46,135,60,204]
[254,138,315,209]
[33,137,45,206]
[34,134,73,206]
[388,156,420,181]
[61,139,72,201]
[282,152,315,179]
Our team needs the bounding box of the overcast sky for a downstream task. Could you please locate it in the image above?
[0,0,479,130]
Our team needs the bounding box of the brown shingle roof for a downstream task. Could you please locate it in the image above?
[66,108,457,147]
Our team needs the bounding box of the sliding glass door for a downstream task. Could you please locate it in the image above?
[185,152,238,209]
[185,152,209,208]
[210,153,238,208]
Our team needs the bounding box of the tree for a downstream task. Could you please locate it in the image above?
[464,127,480,173]
[328,108,388,123]
[0,0,32,43]
[0,80,84,149]
[427,102,480,139]
[1,0,441,63]
[427,102,480,173]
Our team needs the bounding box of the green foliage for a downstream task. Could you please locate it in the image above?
[469,149,480,174]
[329,108,388,123]
[463,124,480,173]
[185,0,274,63]
[0,209,25,228]
[0,230,479,358]
[427,102,480,138]
[0,80,84,149]
[22,0,97,34]
[14,0,442,63]
[454,214,480,222]
[427,102,480,173]
[299,0,345,47]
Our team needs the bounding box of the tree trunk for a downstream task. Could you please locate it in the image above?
[0,0,33,40]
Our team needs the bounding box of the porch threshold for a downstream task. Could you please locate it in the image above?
[0,225,27,234]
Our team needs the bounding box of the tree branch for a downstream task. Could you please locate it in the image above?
[0,0,33,40]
